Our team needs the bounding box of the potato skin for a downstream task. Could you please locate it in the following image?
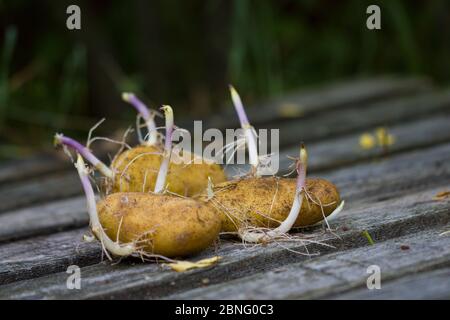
[97,193,222,257]
[209,177,340,232]
[110,145,227,196]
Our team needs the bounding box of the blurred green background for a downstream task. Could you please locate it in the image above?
[0,0,449,160]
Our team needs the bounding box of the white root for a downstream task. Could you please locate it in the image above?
[154,105,174,194]
[76,154,135,257]
[240,144,308,243]
[86,118,106,148]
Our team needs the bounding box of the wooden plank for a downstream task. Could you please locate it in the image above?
[185,77,431,130]
[0,228,101,286]
[332,267,450,300]
[224,91,450,178]
[0,77,429,186]
[0,139,126,188]
[0,154,68,185]
[0,196,87,242]
[270,90,450,148]
[0,172,81,213]
[2,138,450,247]
[2,91,448,214]
[226,112,450,177]
[169,225,450,300]
[313,140,450,210]
[0,77,441,300]
[0,184,448,299]
[3,106,450,228]
[243,77,431,125]
[279,113,450,173]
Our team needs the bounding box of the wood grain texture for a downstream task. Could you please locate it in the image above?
[321,142,450,209]
[1,77,429,188]
[0,185,448,299]
[0,196,87,242]
[4,114,450,243]
[3,91,448,215]
[270,90,450,148]
[0,78,448,300]
[226,112,450,177]
[0,172,82,213]
[184,77,431,130]
[169,225,450,300]
[332,267,450,300]
[279,113,450,173]
[2,138,450,252]
[0,154,68,186]
[1,132,449,246]
[0,228,101,286]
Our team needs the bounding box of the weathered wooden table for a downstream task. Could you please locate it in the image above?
[1,77,449,299]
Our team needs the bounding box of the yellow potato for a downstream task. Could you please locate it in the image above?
[110,145,227,196]
[98,192,222,257]
[206,177,340,232]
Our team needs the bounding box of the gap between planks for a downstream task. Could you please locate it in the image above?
[0,77,432,188]
[0,140,449,291]
[182,77,432,131]
[331,266,450,299]
[168,224,450,300]
[2,135,450,245]
[2,90,450,215]
[0,183,448,299]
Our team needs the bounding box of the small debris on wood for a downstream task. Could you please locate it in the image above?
[375,127,395,148]
[400,245,410,250]
[432,190,450,201]
[359,133,376,150]
[82,234,96,242]
[166,256,221,272]
[359,127,395,150]
[278,102,304,118]
[362,230,375,245]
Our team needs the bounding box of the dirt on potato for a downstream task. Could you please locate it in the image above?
[206,176,340,232]
[97,192,222,257]
[110,145,227,196]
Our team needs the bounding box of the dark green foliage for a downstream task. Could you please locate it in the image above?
[0,0,449,158]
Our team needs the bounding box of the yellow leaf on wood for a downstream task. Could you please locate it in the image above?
[166,256,221,272]
[359,133,376,150]
[279,103,304,118]
[359,127,395,150]
[433,190,450,201]
[375,127,395,147]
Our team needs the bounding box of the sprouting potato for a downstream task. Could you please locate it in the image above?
[61,86,345,258]
[97,192,222,257]
[202,87,343,241]
[71,107,224,259]
[206,176,340,233]
[54,135,227,197]
[110,145,227,196]
[54,93,227,197]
